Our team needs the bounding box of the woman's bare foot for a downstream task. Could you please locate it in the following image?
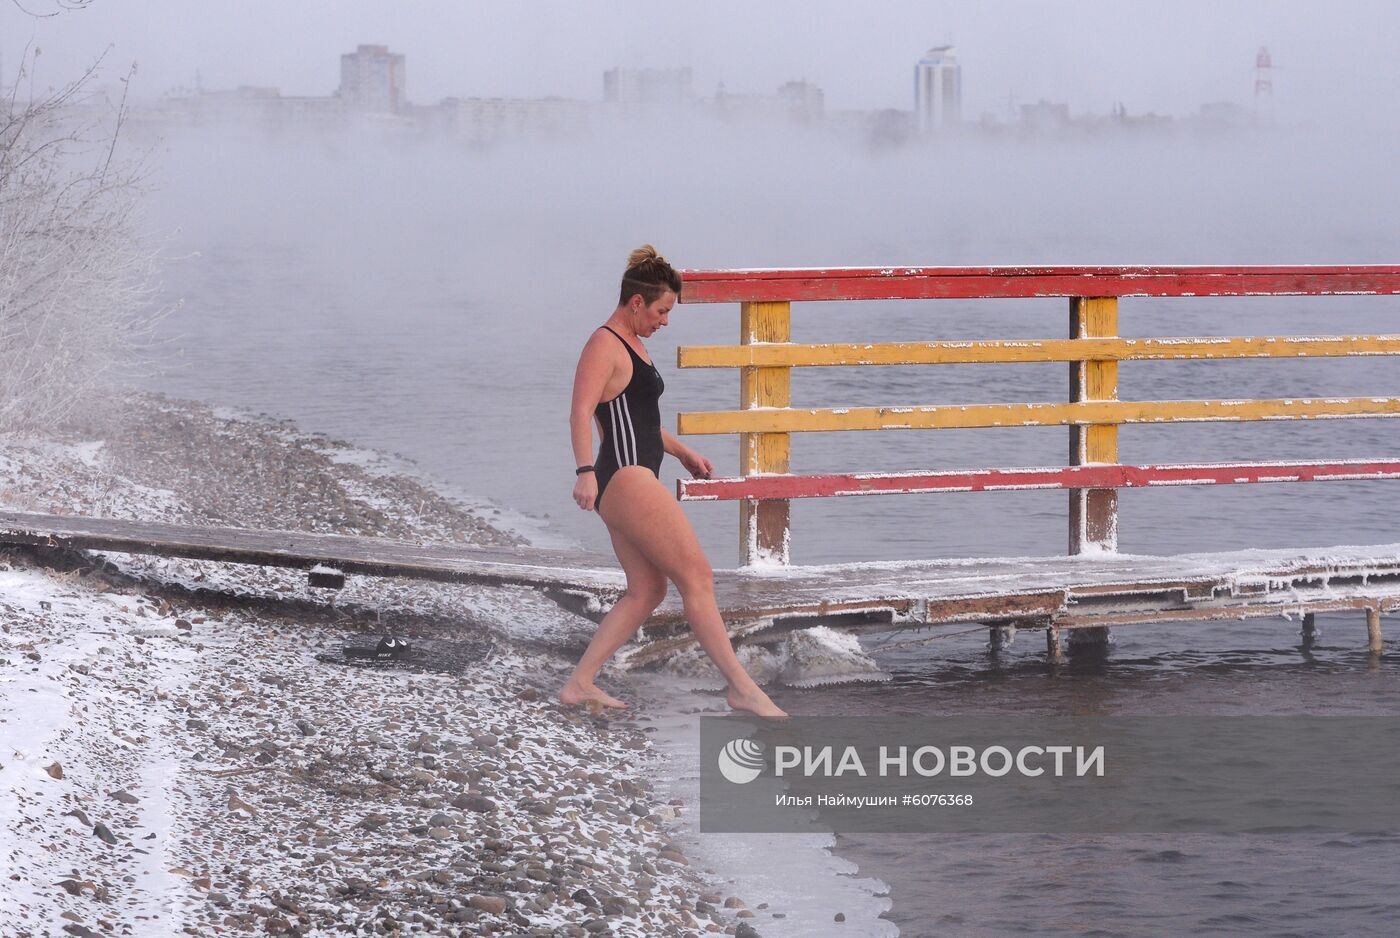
[559,678,628,710]
[726,683,789,720]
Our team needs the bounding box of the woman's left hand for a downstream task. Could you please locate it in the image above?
[679,448,714,480]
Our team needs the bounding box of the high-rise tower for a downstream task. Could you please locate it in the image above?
[602,67,693,105]
[1254,46,1274,121]
[339,45,406,114]
[914,46,961,133]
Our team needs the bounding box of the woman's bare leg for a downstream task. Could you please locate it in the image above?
[597,468,787,719]
[560,525,667,709]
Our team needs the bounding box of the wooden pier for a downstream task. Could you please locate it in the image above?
[642,261,1400,661]
[1,510,1395,668]
[624,543,1400,667]
[5,263,1400,669]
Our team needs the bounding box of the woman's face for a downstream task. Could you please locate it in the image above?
[632,290,676,337]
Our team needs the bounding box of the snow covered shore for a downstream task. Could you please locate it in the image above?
[0,393,769,937]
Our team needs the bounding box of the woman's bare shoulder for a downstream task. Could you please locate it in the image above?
[576,326,625,371]
[581,326,624,356]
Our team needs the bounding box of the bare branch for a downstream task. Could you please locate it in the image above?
[0,47,168,433]
[9,0,60,17]
[9,0,94,17]
[99,60,135,187]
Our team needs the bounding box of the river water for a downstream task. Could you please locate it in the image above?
[138,123,1400,936]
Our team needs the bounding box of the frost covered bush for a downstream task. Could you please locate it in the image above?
[0,55,164,432]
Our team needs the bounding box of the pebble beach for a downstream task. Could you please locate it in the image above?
[0,393,776,937]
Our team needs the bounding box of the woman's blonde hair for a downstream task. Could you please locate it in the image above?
[619,244,682,305]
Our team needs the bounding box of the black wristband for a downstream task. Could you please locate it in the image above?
[575,465,595,475]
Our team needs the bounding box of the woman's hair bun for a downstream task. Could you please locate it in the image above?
[618,243,682,305]
[627,244,664,269]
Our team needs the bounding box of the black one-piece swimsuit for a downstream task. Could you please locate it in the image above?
[593,325,665,511]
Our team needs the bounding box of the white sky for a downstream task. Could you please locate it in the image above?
[3,1,1398,119]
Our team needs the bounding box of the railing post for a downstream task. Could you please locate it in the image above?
[739,301,791,565]
[1068,296,1120,555]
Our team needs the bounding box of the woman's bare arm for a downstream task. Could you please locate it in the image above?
[570,332,619,509]
[571,333,615,464]
[663,427,713,478]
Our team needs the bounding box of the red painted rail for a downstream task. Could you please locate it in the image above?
[679,265,1400,304]
[679,460,1400,502]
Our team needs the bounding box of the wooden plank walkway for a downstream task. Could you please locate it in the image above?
[3,511,1395,668]
[0,511,624,594]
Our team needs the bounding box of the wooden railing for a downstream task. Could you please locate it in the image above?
[674,265,1400,566]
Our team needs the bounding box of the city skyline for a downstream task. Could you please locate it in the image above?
[5,1,1399,127]
[125,42,1271,147]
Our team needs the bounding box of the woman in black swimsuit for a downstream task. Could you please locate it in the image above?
[562,246,787,720]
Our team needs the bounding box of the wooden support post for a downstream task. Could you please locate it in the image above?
[1067,625,1111,652]
[1046,624,1065,664]
[989,625,1015,652]
[1069,297,1120,554]
[1366,607,1383,654]
[739,301,791,565]
[1300,611,1318,645]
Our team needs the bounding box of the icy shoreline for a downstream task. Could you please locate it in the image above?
[0,393,776,937]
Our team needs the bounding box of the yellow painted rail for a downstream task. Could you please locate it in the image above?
[678,335,1400,368]
[678,397,1400,435]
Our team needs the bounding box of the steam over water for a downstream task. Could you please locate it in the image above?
[143,123,1400,935]
[142,123,1400,563]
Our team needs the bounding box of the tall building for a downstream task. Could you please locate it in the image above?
[603,67,693,106]
[1254,46,1274,125]
[777,80,825,123]
[339,44,406,114]
[914,45,961,132]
